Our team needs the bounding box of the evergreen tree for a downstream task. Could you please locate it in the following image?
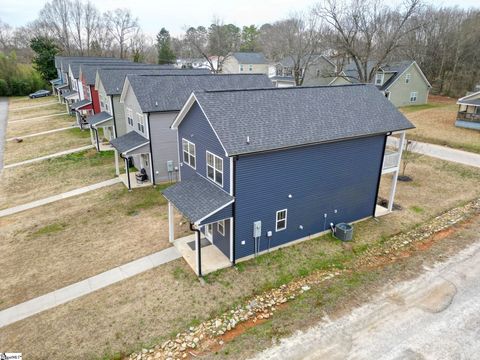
[156,28,176,64]
[30,36,59,81]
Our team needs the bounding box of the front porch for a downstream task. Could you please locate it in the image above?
[118,171,152,189]
[456,105,480,130]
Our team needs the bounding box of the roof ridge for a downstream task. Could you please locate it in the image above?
[201,83,370,94]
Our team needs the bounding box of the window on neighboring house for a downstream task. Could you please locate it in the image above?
[239,64,244,72]
[375,73,384,85]
[405,73,411,84]
[248,64,253,71]
[217,220,225,236]
[276,209,287,232]
[284,67,293,77]
[182,139,196,168]
[137,112,145,133]
[276,65,283,77]
[206,151,223,186]
[410,91,417,102]
[126,108,133,126]
[316,69,321,77]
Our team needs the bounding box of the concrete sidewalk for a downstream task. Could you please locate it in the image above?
[388,137,480,168]
[8,112,69,123]
[3,144,94,169]
[0,178,122,217]
[0,246,181,328]
[6,126,77,141]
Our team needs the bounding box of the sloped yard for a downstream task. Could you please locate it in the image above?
[8,102,67,121]
[1,155,479,360]
[6,113,75,138]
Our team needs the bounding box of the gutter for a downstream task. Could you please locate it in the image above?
[120,153,132,191]
[110,95,118,138]
[146,112,156,185]
[190,223,202,277]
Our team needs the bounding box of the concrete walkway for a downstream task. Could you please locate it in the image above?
[4,144,94,169]
[8,112,69,123]
[0,178,122,217]
[6,126,77,142]
[0,246,181,328]
[388,137,480,168]
[0,97,7,171]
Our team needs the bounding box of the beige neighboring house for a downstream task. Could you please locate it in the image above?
[330,60,431,107]
[221,52,270,75]
[271,55,337,87]
[456,90,480,130]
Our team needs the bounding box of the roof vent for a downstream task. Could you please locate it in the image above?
[116,87,119,91]
[246,136,250,144]
[155,101,158,106]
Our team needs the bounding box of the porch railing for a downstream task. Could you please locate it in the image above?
[457,111,480,122]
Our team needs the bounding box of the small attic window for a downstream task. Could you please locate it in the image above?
[375,73,384,85]
[405,74,411,84]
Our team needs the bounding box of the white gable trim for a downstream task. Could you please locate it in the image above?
[119,77,132,104]
[458,90,480,102]
[194,199,235,226]
[171,92,230,157]
[384,61,431,91]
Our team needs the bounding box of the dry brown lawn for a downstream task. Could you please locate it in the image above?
[1,155,479,360]
[400,96,480,154]
[3,128,91,165]
[8,96,58,108]
[6,113,75,138]
[0,184,190,311]
[0,150,115,210]
[8,103,67,121]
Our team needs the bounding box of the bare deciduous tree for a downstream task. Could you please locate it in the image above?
[105,8,139,58]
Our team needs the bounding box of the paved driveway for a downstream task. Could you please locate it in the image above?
[0,97,7,171]
[254,240,480,360]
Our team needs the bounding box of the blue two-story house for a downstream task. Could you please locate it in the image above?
[163,84,414,276]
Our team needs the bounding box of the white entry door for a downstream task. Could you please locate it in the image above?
[205,223,213,242]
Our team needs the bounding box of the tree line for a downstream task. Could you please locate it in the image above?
[0,0,479,96]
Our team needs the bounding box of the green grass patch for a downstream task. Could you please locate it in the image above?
[29,222,67,238]
[400,103,446,113]
[68,127,92,139]
[410,205,424,214]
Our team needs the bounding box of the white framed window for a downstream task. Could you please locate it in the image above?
[410,91,417,102]
[206,151,223,186]
[182,138,196,169]
[217,220,225,236]
[375,73,384,85]
[239,64,244,72]
[276,209,287,232]
[248,64,253,71]
[405,73,411,84]
[126,108,133,126]
[137,112,145,133]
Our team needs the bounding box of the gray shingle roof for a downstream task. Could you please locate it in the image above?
[98,68,210,95]
[87,111,113,126]
[278,54,335,68]
[232,52,267,64]
[162,174,234,223]
[70,99,91,110]
[110,131,149,154]
[61,90,78,98]
[191,84,415,156]
[80,63,148,84]
[61,57,127,72]
[68,59,131,77]
[127,74,273,113]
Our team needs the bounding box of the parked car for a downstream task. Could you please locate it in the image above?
[29,90,51,98]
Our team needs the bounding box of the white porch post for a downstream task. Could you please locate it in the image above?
[388,131,406,212]
[168,202,174,243]
[65,101,69,113]
[114,149,120,176]
[195,227,201,276]
[90,128,95,146]
[229,217,234,262]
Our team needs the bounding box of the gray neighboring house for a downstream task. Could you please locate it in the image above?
[330,60,431,107]
[114,74,273,189]
[222,52,270,75]
[92,67,209,151]
[270,55,337,87]
[456,90,480,130]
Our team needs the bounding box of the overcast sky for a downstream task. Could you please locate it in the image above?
[1,0,479,37]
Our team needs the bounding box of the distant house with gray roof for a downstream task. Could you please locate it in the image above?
[164,84,414,276]
[330,60,431,107]
[113,73,273,189]
[222,52,270,75]
[456,90,480,130]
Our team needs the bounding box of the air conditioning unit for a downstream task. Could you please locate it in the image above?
[333,223,353,242]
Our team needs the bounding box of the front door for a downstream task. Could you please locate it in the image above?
[205,223,213,242]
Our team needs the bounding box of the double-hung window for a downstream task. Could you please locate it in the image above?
[182,139,196,168]
[217,220,225,236]
[405,73,411,84]
[206,151,223,186]
[239,64,244,72]
[126,108,133,126]
[410,91,417,102]
[276,209,287,232]
[137,113,145,133]
[375,73,384,85]
[248,64,253,71]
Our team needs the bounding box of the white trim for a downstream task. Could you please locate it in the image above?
[206,150,224,187]
[171,93,229,157]
[457,90,480,103]
[194,199,235,226]
[91,115,114,128]
[229,217,234,262]
[205,223,213,242]
[119,77,131,104]
[182,138,196,169]
[275,209,287,232]
[375,72,384,86]
[409,91,418,103]
[136,112,145,134]
[457,101,480,107]
[217,219,225,236]
[405,73,411,84]
[229,157,234,196]
[122,141,150,156]
[384,61,432,91]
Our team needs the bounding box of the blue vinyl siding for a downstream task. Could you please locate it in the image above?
[212,219,231,258]
[200,204,233,225]
[234,135,386,260]
[178,103,230,194]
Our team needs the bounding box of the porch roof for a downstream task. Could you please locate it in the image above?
[50,78,62,84]
[163,174,234,224]
[457,98,480,106]
[70,99,92,110]
[54,83,68,90]
[62,90,78,99]
[110,131,149,155]
[87,111,113,127]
